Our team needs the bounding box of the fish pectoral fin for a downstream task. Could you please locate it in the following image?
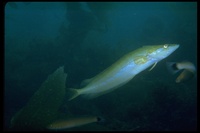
[148,62,157,71]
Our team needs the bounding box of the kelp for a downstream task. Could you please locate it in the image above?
[10,66,67,131]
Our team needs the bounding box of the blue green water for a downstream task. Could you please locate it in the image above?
[4,2,197,131]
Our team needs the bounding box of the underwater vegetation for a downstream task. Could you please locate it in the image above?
[10,67,67,131]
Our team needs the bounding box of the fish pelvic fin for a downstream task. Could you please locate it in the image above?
[80,78,93,88]
[148,62,157,71]
[67,88,81,101]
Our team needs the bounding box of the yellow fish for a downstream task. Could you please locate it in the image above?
[68,44,179,100]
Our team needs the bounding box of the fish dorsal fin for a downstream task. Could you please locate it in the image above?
[148,62,157,71]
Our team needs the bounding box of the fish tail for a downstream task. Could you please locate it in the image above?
[166,62,180,74]
[67,88,81,101]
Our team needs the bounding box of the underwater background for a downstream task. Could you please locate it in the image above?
[4,2,197,131]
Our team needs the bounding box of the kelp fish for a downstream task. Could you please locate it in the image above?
[47,116,103,130]
[166,61,196,83]
[68,44,179,100]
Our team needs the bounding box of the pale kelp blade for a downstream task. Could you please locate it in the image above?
[10,66,67,131]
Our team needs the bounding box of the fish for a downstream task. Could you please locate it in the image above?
[166,61,196,83]
[47,116,103,130]
[68,44,179,100]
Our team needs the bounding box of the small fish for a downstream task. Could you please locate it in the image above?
[47,116,103,130]
[68,44,179,100]
[166,61,196,83]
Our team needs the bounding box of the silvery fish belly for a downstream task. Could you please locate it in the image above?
[68,44,179,100]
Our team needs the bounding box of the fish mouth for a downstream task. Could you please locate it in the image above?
[167,44,180,55]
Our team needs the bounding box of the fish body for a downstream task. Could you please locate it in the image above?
[166,61,196,73]
[166,61,196,83]
[68,44,179,100]
[47,116,102,130]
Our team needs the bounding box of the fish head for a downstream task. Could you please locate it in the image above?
[144,44,179,61]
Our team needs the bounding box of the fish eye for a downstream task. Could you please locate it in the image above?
[163,44,168,48]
